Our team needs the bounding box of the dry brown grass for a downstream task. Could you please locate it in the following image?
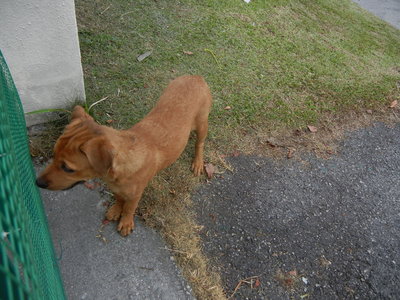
[215,104,400,159]
[29,116,69,161]
[137,150,227,299]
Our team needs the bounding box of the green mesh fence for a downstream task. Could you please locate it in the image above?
[0,51,65,299]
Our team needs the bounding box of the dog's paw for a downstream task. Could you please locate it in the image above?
[106,203,122,221]
[117,216,135,236]
[191,160,204,177]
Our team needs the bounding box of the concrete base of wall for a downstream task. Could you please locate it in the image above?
[0,0,85,126]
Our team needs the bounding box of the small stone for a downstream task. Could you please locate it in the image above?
[137,51,152,62]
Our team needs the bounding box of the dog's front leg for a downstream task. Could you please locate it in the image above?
[106,195,124,221]
[117,185,146,236]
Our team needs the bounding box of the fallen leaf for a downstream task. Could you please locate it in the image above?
[366,109,373,114]
[266,137,279,147]
[137,51,152,62]
[106,119,114,124]
[254,278,261,288]
[287,148,295,159]
[389,100,398,108]
[183,50,194,55]
[209,213,217,222]
[284,278,294,287]
[84,182,95,190]
[169,189,176,195]
[230,276,260,298]
[224,105,232,110]
[204,163,215,179]
[232,150,240,157]
[275,269,298,289]
[307,125,318,133]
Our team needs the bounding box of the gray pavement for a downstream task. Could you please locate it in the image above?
[38,180,194,300]
[194,122,400,299]
[353,0,400,29]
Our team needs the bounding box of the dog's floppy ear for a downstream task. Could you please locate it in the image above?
[71,105,93,121]
[80,137,114,176]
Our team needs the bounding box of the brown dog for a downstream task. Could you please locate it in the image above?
[36,75,212,236]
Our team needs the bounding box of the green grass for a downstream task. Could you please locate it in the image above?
[76,0,399,137]
[74,1,400,298]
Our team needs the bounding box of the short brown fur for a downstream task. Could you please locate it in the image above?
[36,75,212,236]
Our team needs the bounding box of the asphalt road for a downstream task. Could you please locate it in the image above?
[353,0,400,29]
[194,123,400,299]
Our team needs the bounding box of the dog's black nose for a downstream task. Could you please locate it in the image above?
[36,177,49,189]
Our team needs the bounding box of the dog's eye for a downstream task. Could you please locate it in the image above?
[61,163,75,173]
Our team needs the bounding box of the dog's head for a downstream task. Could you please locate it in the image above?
[36,106,114,190]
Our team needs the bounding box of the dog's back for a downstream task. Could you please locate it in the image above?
[131,75,212,169]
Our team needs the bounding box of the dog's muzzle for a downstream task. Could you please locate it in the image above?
[62,181,85,191]
[35,177,84,190]
[36,177,49,189]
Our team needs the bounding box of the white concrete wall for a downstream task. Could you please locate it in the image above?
[0,0,85,126]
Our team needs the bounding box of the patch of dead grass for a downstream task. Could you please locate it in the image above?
[137,152,227,299]
[214,104,400,161]
[29,116,69,162]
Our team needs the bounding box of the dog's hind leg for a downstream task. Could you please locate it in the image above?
[191,119,208,176]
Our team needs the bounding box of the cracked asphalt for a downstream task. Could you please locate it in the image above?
[194,123,400,299]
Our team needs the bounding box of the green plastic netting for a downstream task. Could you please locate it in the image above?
[0,50,65,299]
